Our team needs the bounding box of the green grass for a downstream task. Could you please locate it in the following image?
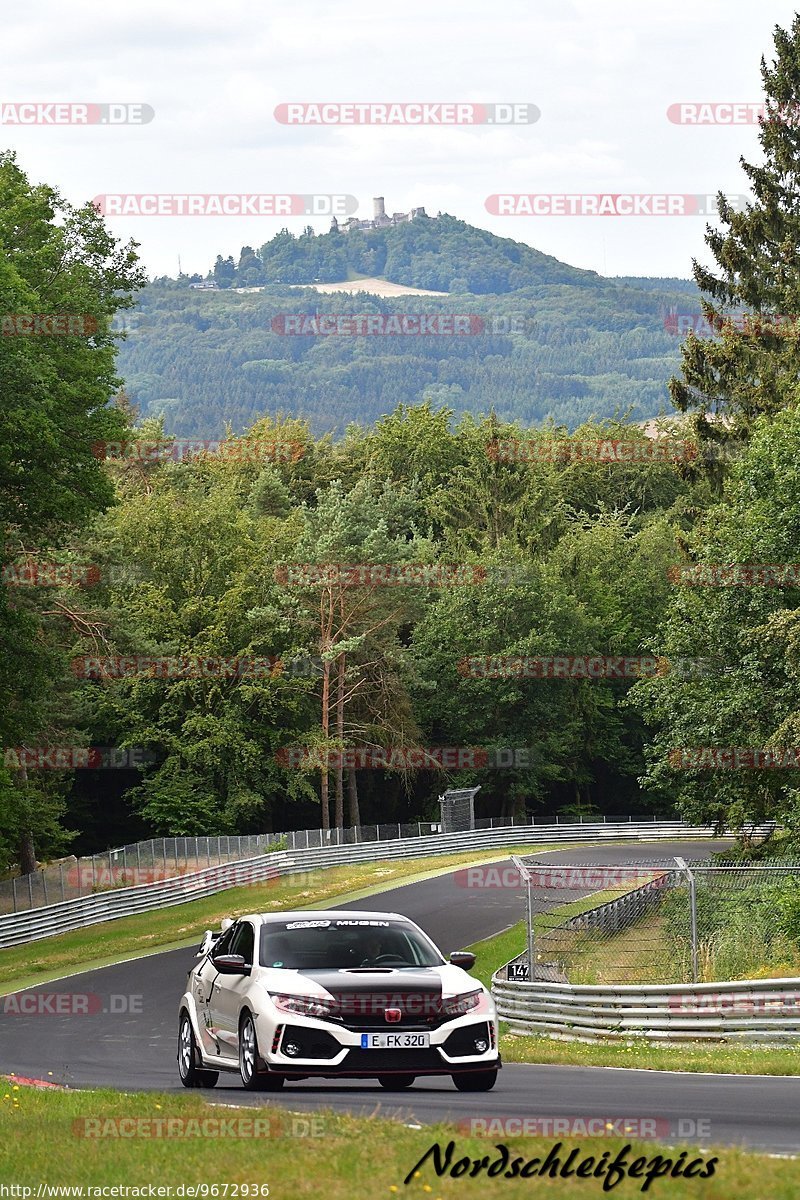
[1,1082,796,1197]
[0,846,548,994]
[501,1033,800,1075]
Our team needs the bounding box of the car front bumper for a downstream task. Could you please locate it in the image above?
[255,1011,501,1077]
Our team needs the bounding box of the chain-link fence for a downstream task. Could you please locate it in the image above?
[509,856,800,985]
[0,813,678,915]
[439,787,481,833]
[0,835,287,914]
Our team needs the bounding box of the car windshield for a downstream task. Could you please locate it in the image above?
[258,918,444,970]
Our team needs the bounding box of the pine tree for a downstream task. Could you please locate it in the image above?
[670,15,800,480]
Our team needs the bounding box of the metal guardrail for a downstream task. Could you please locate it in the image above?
[492,974,800,1044]
[0,820,723,948]
[1,814,665,914]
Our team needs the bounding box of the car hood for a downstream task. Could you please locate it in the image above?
[254,963,479,999]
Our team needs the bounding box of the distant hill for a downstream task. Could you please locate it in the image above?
[118,218,698,438]
[206,213,604,294]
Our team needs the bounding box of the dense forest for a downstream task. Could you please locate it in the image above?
[116,262,699,437]
[3,16,800,873]
[206,215,603,292]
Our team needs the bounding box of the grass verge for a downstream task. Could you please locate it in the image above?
[0,1083,794,1197]
[0,845,547,994]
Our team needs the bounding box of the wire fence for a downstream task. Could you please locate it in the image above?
[509,856,800,985]
[0,813,673,914]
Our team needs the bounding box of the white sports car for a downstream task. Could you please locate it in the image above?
[178,909,500,1092]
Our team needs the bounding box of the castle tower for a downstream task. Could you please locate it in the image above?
[373,196,386,221]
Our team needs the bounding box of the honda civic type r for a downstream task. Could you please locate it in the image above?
[178,910,500,1091]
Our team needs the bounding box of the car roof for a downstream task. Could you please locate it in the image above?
[236,909,408,924]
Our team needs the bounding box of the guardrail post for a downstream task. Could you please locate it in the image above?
[60,862,65,902]
[27,872,33,909]
[11,876,17,913]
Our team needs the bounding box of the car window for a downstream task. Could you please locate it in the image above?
[212,923,237,957]
[229,920,255,966]
[259,920,444,969]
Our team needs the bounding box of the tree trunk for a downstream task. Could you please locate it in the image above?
[18,829,37,876]
[320,655,330,831]
[319,587,334,831]
[15,763,37,874]
[335,651,345,829]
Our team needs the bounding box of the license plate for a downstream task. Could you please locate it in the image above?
[360,1032,430,1049]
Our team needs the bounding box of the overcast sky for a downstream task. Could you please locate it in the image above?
[2,0,797,281]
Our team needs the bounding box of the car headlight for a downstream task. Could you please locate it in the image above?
[270,993,338,1019]
[441,988,483,1017]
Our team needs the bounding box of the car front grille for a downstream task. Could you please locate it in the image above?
[338,1047,446,1074]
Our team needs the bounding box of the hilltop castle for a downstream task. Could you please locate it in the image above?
[332,196,428,234]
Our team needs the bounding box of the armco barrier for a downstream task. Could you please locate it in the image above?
[0,821,728,948]
[491,973,800,1044]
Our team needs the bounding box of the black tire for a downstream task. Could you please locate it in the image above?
[452,1068,498,1092]
[378,1075,416,1090]
[178,1011,219,1088]
[239,1011,284,1091]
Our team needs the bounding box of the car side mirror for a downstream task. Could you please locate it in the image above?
[212,953,250,975]
[449,951,476,971]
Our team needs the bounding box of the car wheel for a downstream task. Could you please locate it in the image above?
[378,1075,416,1090]
[452,1068,498,1092]
[239,1011,284,1091]
[178,1011,219,1088]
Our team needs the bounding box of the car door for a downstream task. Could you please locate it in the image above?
[210,919,256,1059]
[194,923,237,1058]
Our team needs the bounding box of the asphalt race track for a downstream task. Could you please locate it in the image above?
[3,839,799,1153]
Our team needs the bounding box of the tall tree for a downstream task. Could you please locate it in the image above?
[670,16,800,476]
[0,151,144,870]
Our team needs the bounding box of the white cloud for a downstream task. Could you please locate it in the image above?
[0,0,792,277]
